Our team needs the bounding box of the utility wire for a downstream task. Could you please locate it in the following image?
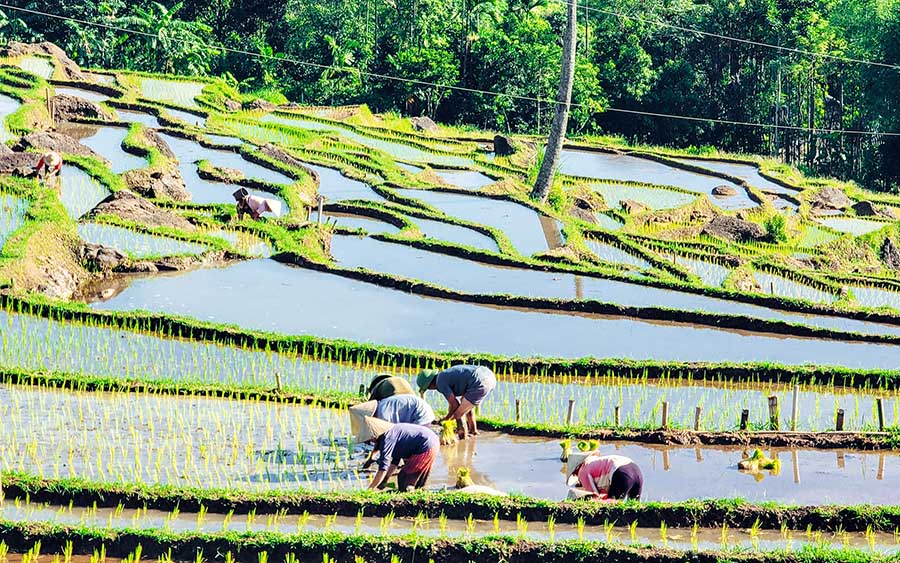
[3,2,900,136]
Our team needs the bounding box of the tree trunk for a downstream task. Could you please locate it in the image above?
[531,0,577,202]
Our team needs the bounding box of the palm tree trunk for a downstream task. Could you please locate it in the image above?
[531,0,577,202]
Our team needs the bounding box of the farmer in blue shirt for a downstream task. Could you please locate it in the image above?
[357,417,439,491]
[417,365,496,439]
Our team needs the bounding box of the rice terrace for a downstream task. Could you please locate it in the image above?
[1,0,900,560]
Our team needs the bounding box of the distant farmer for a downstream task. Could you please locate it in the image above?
[34,150,62,190]
[357,416,439,491]
[567,453,643,502]
[232,188,282,220]
[367,374,416,401]
[417,365,496,439]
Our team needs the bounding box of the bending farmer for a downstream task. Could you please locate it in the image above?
[368,374,416,401]
[358,416,439,491]
[34,151,62,190]
[233,188,282,220]
[567,454,643,501]
[417,365,496,438]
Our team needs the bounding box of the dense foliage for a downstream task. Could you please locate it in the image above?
[3,0,900,190]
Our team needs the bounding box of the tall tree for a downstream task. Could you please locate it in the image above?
[531,0,577,202]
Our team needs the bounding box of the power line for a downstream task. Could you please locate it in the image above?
[567,0,900,71]
[3,2,900,137]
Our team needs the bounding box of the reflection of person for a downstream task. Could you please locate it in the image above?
[357,416,439,491]
[35,151,62,190]
[417,365,496,438]
[232,188,282,220]
[567,454,643,501]
[368,374,415,401]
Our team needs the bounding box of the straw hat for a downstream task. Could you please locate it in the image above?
[416,369,440,394]
[566,451,599,487]
[355,416,394,444]
[349,400,377,440]
[43,151,61,167]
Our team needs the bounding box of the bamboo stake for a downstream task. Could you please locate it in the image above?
[739,409,749,431]
[614,405,621,427]
[790,385,799,431]
[835,408,844,431]
[693,406,702,431]
[768,395,779,430]
[515,399,521,423]
[876,398,885,431]
[566,399,575,426]
[661,401,669,429]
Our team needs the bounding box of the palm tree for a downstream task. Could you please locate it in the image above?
[531,0,577,202]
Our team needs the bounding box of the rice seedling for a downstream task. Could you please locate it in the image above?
[77,224,209,259]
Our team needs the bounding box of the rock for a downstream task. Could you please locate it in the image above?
[122,168,191,202]
[245,98,276,112]
[224,99,241,112]
[701,215,767,243]
[410,116,439,133]
[141,129,176,160]
[80,243,128,273]
[810,187,851,213]
[52,94,107,122]
[852,200,895,219]
[621,199,649,215]
[0,41,86,81]
[87,190,195,230]
[712,185,738,197]
[15,132,110,164]
[0,152,40,176]
[881,238,900,270]
[493,134,518,156]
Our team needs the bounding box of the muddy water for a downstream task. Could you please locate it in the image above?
[0,93,22,142]
[397,162,423,174]
[206,134,243,147]
[434,169,495,190]
[817,216,891,236]
[327,235,900,337]
[54,86,110,104]
[140,78,204,108]
[851,285,900,311]
[157,133,291,207]
[0,384,898,504]
[325,213,400,234]
[116,109,161,128]
[560,150,756,210]
[59,124,147,173]
[594,213,624,231]
[4,502,900,553]
[306,162,385,203]
[593,183,697,211]
[393,188,549,256]
[166,108,205,127]
[754,271,838,305]
[3,303,900,431]
[0,194,27,249]
[673,255,731,288]
[408,216,499,251]
[77,223,208,258]
[261,114,473,167]
[59,166,110,219]
[584,239,651,269]
[205,229,272,257]
[675,158,797,195]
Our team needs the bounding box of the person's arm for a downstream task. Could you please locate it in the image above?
[440,395,461,422]
[368,464,399,489]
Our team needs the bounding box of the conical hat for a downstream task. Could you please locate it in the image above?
[349,400,377,439]
[355,416,393,444]
[566,451,599,486]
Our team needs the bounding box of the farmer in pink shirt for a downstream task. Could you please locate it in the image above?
[34,151,62,190]
[567,454,643,501]
[233,188,282,220]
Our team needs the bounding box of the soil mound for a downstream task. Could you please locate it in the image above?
[87,190,195,230]
[15,132,109,164]
[123,168,190,202]
[701,215,767,243]
[52,94,107,122]
[0,42,85,80]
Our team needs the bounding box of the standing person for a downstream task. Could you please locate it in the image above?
[232,188,282,220]
[417,365,496,439]
[367,374,415,401]
[34,150,62,190]
[567,453,643,501]
[357,416,439,491]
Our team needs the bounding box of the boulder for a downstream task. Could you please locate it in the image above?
[0,152,40,176]
[80,243,128,273]
[621,199,649,215]
[224,99,241,112]
[852,200,895,219]
[881,237,900,270]
[493,134,517,156]
[0,41,86,81]
[142,129,176,160]
[810,187,851,213]
[568,196,598,223]
[15,132,109,164]
[52,94,107,122]
[410,116,439,133]
[701,215,767,243]
[245,98,276,112]
[712,185,738,197]
[88,190,195,231]
[122,168,191,202]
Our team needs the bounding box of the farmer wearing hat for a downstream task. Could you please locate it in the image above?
[355,416,439,491]
[233,188,283,220]
[367,374,416,401]
[417,365,496,439]
[34,150,63,190]
[566,452,643,502]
